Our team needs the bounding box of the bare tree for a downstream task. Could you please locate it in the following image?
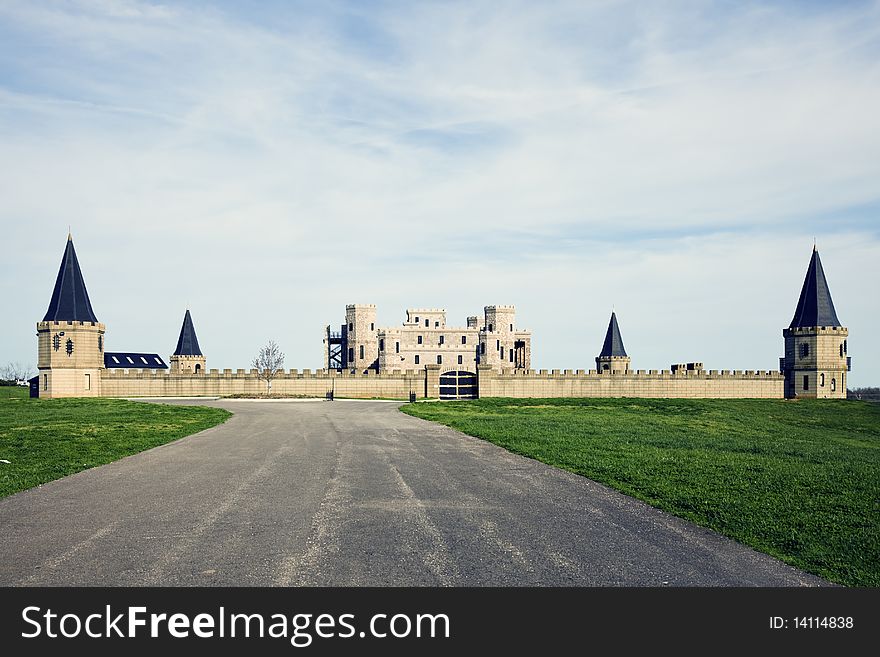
[252,340,285,394]
[1,361,35,384]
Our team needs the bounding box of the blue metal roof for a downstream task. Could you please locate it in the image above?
[104,352,168,369]
[43,235,99,323]
[173,309,202,356]
[790,247,841,328]
[599,312,627,358]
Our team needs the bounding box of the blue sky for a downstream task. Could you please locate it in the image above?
[1,0,878,386]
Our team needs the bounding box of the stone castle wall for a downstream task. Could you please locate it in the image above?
[95,364,784,399]
[476,366,784,399]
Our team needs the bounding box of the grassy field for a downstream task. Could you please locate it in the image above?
[0,386,230,498]
[402,397,880,587]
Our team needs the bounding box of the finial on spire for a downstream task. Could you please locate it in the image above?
[68,226,72,241]
[813,237,817,252]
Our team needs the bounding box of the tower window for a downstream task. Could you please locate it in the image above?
[488,324,494,332]
[418,335,423,344]
[510,324,513,331]
[98,335,103,352]
[349,323,353,331]
[348,347,354,362]
[53,334,60,351]
[43,374,48,391]
[370,323,374,331]
[439,336,444,345]
[480,343,486,355]
[461,336,467,344]
[820,373,825,387]
[510,350,514,362]
[379,339,385,352]
[803,375,809,391]
[831,378,836,392]
[415,317,419,324]
[395,342,400,354]
[437,355,442,364]
[425,319,429,327]
[458,355,463,365]
[496,340,500,350]
[800,343,810,358]
[415,355,420,365]
[435,321,439,327]
[840,344,844,358]
[359,345,364,359]
[501,347,505,359]
[844,340,847,354]
[66,339,74,356]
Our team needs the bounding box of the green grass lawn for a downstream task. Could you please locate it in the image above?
[0,386,230,498]
[402,397,880,587]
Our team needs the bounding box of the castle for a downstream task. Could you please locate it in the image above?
[31,235,850,400]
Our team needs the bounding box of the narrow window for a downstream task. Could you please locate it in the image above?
[359,345,364,359]
[831,378,836,392]
[84,373,90,391]
[418,335,423,344]
[395,341,400,354]
[437,355,442,364]
[820,373,825,387]
[803,375,809,391]
[425,319,429,327]
[348,347,354,362]
[480,343,486,355]
[415,355,420,365]
[844,340,847,354]
[496,340,500,350]
[800,343,810,358]
[840,344,844,358]
[461,335,466,344]
[439,335,444,345]
[415,316,419,324]
[379,339,385,352]
[195,364,201,373]
[435,321,439,327]
[510,324,513,331]
[43,374,48,390]
[458,355,463,365]
[349,322,353,331]
[488,324,494,332]
[510,350,514,362]
[370,322,374,331]
[501,347,505,359]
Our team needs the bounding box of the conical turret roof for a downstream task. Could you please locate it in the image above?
[790,247,841,328]
[43,234,99,323]
[599,312,627,357]
[173,309,203,356]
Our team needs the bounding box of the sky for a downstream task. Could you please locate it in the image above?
[1,0,878,386]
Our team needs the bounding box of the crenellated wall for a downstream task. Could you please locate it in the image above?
[95,363,783,399]
[476,365,784,399]
[99,367,427,399]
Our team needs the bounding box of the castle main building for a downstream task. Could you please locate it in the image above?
[31,234,850,400]
[323,305,532,373]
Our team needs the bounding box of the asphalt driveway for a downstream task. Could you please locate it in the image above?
[0,400,826,586]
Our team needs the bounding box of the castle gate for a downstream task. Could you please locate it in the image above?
[439,370,478,400]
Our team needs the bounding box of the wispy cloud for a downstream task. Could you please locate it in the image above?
[1,0,878,384]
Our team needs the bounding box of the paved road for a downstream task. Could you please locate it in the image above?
[0,400,826,586]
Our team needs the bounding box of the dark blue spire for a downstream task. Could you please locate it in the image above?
[173,309,202,356]
[790,247,841,328]
[599,312,627,357]
[43,234,99,323]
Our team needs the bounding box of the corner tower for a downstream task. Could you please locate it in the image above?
[782,246,849,399]
[36,234,106,398]
[596,311,630,373]
[170,309,206,374]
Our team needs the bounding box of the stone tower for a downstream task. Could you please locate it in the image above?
[36,234,106,398]
[170,309,206,374]
[345,304,378,371]
[596,311,630,373]
[782,246,849,399]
